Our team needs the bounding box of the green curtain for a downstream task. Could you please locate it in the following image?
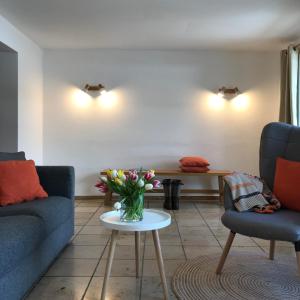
[279,45,300,126]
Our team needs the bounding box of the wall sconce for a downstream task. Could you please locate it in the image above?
[84,84,107,95]
[217,87,240,98]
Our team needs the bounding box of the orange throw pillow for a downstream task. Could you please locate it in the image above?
[180,156,209,167]
[274,157,300,212]
[180,166,210,173]
[0,160,48,206]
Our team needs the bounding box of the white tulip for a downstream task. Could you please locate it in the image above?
[145,183,153,191]
[121,174,127,181]
[100,176,107,183]
[111,169,118,178]
[137,179,144,187]
[114,202,122,210]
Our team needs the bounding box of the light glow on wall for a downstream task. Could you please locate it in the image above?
[231,94,250,111]
[208,94,226,110]
[204,90,250,112]
[97,90,118,109]
[71,87,120,110]
[72,88,92,108]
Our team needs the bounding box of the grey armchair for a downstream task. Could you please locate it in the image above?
[216,122,300,274]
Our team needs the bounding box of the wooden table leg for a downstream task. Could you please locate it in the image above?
[218,176,224,205]
[152,230,169,300]
[104,191,113,206]
[101,230,118,300]
[135,231,140,278]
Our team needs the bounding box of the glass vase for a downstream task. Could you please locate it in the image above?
[120,193,144,222]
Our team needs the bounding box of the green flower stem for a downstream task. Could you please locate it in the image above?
[121,193,144,222]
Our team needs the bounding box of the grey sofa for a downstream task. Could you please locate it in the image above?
[216,122,300,274]
[0,152,75,300]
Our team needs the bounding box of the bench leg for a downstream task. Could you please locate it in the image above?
[218,176,224,205]
[104,191,113,206]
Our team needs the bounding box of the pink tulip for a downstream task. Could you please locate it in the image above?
[129,169,137,175]
[129,170,138,181]
[152,180,160,188]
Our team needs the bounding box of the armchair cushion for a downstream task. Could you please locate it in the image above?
[222,209,300,242]
[274,157,300,212]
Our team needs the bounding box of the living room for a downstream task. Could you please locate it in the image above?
[0,1,300,299]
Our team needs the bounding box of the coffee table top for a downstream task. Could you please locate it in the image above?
[99,209,171,232]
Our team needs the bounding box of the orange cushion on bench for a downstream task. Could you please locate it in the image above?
[274,157,300,212]
[180,156,209,167]
[0,160,48,206]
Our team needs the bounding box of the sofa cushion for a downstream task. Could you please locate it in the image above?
[222,209,300,242]
[0,196,73,235]
[0,215,45,277]
[0,160,48,206]
[0,151,26,161]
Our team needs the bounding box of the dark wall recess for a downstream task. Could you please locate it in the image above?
[0,41,18,152]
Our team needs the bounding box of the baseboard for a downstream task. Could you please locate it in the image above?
[75,195,105,200]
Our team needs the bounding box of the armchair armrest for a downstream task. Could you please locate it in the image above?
[224,182,235,210]
[36,166,75,200]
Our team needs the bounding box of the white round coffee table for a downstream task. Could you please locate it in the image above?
[99,209,171,300]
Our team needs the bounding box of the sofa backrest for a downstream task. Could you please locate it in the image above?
[0,151,26,161]
[260,122,300,190]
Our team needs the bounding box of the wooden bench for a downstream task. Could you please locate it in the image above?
[101,169,231,206]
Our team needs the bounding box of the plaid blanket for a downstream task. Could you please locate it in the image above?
[224,172,281,212]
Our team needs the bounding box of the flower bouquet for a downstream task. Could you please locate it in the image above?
[95,169,160,222]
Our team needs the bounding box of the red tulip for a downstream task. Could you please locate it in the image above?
[95,181,108,193]
[144,171,154,181]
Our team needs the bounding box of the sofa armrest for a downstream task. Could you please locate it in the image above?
[224,182,235,211]
[36,166,75,200]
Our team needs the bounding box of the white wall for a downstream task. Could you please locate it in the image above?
[43,49,280,196]
[0,15,43,163]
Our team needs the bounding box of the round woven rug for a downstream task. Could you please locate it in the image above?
[172,252,300,300]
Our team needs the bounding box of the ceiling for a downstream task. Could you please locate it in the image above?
[1,0,300,50]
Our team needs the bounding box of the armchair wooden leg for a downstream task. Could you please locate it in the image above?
[295,241,300,274]
[216,231,236,275]
[269,240,275,260]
